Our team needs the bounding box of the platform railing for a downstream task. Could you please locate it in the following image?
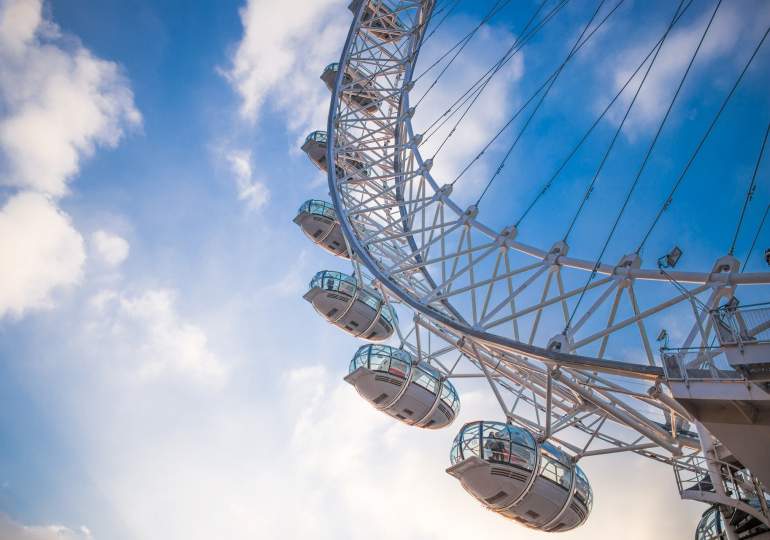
[674,454,770,524]
[712,302,770,347]
[661,347,743,382]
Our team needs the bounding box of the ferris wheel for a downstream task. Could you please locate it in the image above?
[293,0,770,536]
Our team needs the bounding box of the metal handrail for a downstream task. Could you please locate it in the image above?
[661,347,743,382]
[712,302,770,347]
[674,454,770,523]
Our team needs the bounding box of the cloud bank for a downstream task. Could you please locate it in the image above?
[0,192,85,318]
[0,0,140,319]
[226,0,348,136]
[0,514,91,540]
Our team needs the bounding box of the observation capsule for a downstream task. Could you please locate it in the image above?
[301,130,369,180]
[696,504,770,539]
[293,199,349,258]
[447,421,593,532]
[304,270,396,341]
[348,0,405,41]
[321,63,379,114]
[695,506,729,539]
[345,344,460,428]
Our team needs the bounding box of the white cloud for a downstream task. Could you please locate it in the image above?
[602,2,770,135]
[0,0,141,198]
[225,149,270,210]
[60,359,700,540]
[91,230,129,267]
[0,513,92,540]
[86,288,227,386]
[0,191,85,318]
[271,366,701,539]
[0,0,140,320]
[0,0,43,55]
[414,23,525,198]
[259,249,309,296]
[226,2,525,200]
[225,0,348,136]
[0,5,712,540]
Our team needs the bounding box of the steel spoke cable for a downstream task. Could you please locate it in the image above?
[730,120,770,255]
[414,0,512,108]
[422,0,463,45]
[439,63,554,174]
[448,0,607,188]
[427,0,630,162]
[742,202,769,271]
[475,0,617,206]
[418,0,555,142]
[637,23,770,253]
[431,0,597,159]
[563,0,722,333]
[412,0,511,89]
[422,0,550,146]
[416,0,509,81]
[514,0,697,227]
[658,266,711,313]
[415,0,560,112]
[432,0,457,19]
[561,0,687,248]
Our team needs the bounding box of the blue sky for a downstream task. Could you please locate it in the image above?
[0,0,768,538]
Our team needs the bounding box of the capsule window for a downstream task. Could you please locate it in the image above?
[389,359,409,377]
[455,423,481,460]
[413,368,438,394]
[575,467,592,509]
[509,444,536,470]
[540,455,571,489]
[368,354,388,372]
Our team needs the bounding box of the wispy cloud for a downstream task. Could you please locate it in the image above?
[224,0,348,138]
[601,2,770,136]
[0,513,92,540]
[91,230,130,268]
[225,148,270,211]
[0,0,141,198]
[0,192,84,318]
[86,288,228,387]
[414,23,525,198]
[0,0,139,319]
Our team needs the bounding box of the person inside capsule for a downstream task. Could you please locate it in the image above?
[448,421,592,531]
[485,431,507,462]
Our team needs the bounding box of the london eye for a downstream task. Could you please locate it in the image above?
[294,1,770,536]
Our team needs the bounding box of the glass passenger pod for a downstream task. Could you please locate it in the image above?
[301,130,370,181]
[303,270,396,341]
[348,0,406,42]
[320,63,379,115]
[695,504,770,539]
[695,506,728,540]
[344,344,460,429]
[293,199,349,258]
[447,421,592,533]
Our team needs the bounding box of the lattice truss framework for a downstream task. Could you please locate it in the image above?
[323,0,770,499]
